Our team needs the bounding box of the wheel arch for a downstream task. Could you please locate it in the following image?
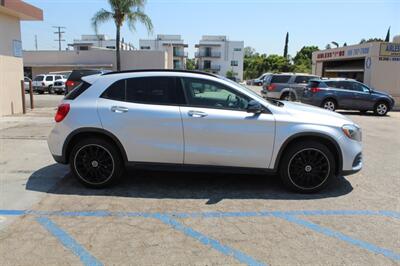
[62,127,128,164]
[273,132,343,175]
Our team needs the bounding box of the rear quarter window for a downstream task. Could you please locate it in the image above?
[308,81,321,88]
[295,76,316,84]
[64,81,92,100]
[271,75,291,83]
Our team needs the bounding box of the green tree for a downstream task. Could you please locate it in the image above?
[292,46,319,73]
[244,46,256,58]
[283,32,289,59]
[186,58,195,70]
[92,0,153,71]
[385,26,391,42]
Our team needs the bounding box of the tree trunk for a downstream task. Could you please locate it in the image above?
[116,25,121,71]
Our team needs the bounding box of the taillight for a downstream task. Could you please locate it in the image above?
[55,103,70,122]
[267,83,276,91]
[310,87,321,93]
[66,80,75,87]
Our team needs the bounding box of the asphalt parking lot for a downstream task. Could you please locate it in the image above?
[0,94,399,265]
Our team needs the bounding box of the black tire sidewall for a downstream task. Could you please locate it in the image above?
[279,141,336,193]
[69,138,123,188]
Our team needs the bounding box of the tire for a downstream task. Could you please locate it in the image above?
[48,86,54,94]
[322,99,336,111]
[69,138,124,188]
[374,101,389,116]
[280,93,290,101]
[279,141,336,193]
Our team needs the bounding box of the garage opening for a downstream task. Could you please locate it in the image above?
[322,59,365,82]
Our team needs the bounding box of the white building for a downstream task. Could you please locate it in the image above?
[195,35,244,81]
[139,34,188,69]
[69,34,134,51]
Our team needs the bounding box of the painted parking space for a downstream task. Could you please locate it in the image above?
[0,209,399,266]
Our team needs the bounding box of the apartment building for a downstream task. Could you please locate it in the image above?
[195,35,244,81]
[139,34,188,69]
[69,34,134,51]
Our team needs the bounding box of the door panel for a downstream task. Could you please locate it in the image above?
[98,98,184,163]
[180,106,275,168]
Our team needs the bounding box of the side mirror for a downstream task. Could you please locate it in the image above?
[247,100,264,114]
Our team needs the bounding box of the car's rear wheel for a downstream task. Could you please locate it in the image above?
[70,138,123,188]
[374,101,389,116]
[322,99,336,111]
[279,141,336,193]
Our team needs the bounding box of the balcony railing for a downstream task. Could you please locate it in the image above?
[198,64,221,71]
[195,51,221,58]
[173,50,188,57]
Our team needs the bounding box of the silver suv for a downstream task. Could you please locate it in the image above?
[261,73,319,101]
[48,70,362,193]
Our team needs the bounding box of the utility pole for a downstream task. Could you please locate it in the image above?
[53,26,66,51]
[34,35,38,50]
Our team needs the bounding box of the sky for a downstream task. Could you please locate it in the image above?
[21,0,400,57]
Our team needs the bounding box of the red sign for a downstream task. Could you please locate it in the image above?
[317,50,345,60]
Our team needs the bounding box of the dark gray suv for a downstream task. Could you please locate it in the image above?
[261,73,319,101]
[302,78,395,116]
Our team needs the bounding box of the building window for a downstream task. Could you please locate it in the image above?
[140,46,151,50]
[231,60,238,66]
[233,48,241,51]
[79,46,89,51]
[106,46,116,49]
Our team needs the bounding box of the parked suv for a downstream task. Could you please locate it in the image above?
[302,78,395,116]
[48,70,362,193]
[32,74,65,94]
[261,73,319,101]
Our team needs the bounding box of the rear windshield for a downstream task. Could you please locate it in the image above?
[64,81,91,100]
[271,75,291,83]
[308,81,321,88]
[68,70,102,81]
[34,76,44,81]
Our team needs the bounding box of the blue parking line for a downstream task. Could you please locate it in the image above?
[154,214,267,266]
[36,217,103,266]
[276,214,400,262]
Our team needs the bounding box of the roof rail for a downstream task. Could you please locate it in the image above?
[102,69,218,77]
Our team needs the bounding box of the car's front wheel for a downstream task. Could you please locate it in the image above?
[279,141,336,193]
[70,138,124,188]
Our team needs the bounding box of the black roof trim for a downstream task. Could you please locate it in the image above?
[102,69,218,77]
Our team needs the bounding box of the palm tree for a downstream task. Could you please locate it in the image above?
[92,0,153,71]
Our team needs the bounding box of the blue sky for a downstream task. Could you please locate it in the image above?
[21,0,400,57]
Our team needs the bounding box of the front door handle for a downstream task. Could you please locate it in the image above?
[188,110,208,118]
[111,106,129,113]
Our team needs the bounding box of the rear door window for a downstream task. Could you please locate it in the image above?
[45,76,53,81]
[55,76,63,80]
[34,76,44,81]
[271,75,291,83]
[126,77,184,105]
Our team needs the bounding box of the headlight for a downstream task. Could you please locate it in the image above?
[342,124,362,141]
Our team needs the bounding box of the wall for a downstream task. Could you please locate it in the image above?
[0,55,23,116]
[24,49,171,76]
[0,12,21,57]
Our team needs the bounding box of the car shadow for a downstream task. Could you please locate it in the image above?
[338,111,392,117]
[26,163,353,204]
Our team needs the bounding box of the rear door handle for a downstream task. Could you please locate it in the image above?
[111,106,129,113]
[188,110,208,118]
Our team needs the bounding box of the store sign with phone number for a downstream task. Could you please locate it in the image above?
[379,43,400,62]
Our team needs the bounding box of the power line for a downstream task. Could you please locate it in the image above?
[53,26,66,51]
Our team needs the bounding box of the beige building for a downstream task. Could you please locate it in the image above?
[312,39,400,106]
[24,49,173,78]
[0,0,43,116]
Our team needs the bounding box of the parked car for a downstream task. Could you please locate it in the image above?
[32,74,65,94]
[252,73,271,86]
[52,78,67,94]
[48,70,362,193]
[65,69,109,94]
[302,78,395,116]
[261,73,319,101]
[24,77,31,93]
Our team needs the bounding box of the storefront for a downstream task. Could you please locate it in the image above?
[312,40,400,106]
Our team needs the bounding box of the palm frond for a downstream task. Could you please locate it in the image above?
[91,9,114,33]
[126,10,153,34]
